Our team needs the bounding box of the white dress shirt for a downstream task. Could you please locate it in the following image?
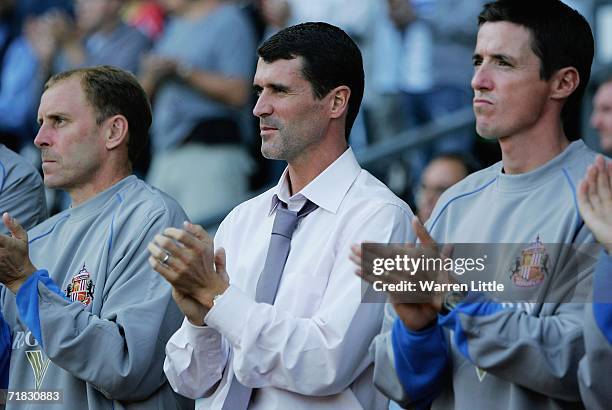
[164,148,414,409]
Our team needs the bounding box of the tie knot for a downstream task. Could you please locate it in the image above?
[272,200,318,238]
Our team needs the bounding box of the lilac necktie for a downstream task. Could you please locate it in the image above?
[221,200,318,410]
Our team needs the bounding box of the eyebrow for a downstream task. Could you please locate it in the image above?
[252,82,291,93]
[472,53,518,65]
[492,54,517,64]
[38,112,69,125]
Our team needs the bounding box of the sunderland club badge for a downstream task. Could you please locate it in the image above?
[510,236,548,287]
[65,264,95,307]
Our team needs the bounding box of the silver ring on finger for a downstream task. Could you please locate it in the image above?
[161,252,171,265]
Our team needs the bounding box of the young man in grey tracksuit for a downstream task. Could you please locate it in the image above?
[0,66,193,409]
[366,0,602,408]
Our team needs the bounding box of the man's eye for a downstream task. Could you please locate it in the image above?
[55,118,66,126]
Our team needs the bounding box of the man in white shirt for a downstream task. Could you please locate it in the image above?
[147,22,414,410]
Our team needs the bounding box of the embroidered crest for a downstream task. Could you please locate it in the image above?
[65,264,95,307]
[510,236,548,288]
[26,350,50,390]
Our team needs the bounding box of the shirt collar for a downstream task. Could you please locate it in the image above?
[268,147,361,215]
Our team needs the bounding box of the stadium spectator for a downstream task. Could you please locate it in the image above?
[0,1,72,151]
[393,0,487,185]
[29,0,151,74]
[142,0,256,223]
[0,0,18,70]
[0,0,147,153]
[416,153,472,223]
[257,0,290,38]
[123,0,166,40]
[591,75,612,155]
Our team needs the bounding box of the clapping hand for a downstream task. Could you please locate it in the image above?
[350,217,450,331]
[578,155,612,253]
[148,222,229,324]
[0,213,37,294]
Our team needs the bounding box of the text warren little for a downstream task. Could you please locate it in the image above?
[373,280,505,293]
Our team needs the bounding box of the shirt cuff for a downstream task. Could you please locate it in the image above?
[204,285,255,347]
[593,250,612,304]
[391,318,448,406]
[165,317,228,398]
[593,250,612,344]
[166,317,228,374]
[15,269,67,349]
[170,316,224,349]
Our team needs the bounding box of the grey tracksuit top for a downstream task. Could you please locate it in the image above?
[372,140,601,410]
[1,176,193,409]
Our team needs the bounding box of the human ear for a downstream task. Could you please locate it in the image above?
[550,67,580,100]
[104,115,129,150]
[329,86,351,119]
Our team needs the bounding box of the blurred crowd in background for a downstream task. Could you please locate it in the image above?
[1,0,611,223]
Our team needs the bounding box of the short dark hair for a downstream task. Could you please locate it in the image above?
[257,22,364,141]
[45,65,152,165]
[478,0,594,140]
